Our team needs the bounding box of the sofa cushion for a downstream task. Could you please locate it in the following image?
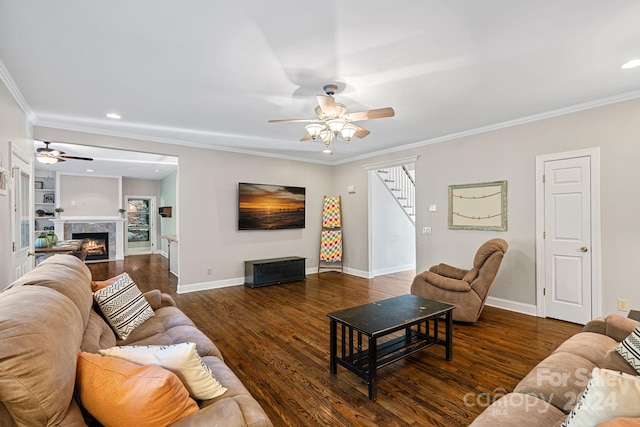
[602,347,640,376]
[7,254,93,328]
[616,325,640,374]
[561,368,640,427]
[514,352,596,412]
[113,307,223,359]
[76,351,199,427]
[0,286,85,426]
[553,332,617,366]
[93,273,155,340]
[100,343,227,400]
[468,392,566,427]
[81,309,118,354]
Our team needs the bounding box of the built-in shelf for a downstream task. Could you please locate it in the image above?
[34,172,57,232]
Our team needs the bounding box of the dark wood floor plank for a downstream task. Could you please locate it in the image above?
[88,255,582,427]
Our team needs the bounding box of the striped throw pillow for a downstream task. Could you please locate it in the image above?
[616,325,640,374]
[93,273,154,340]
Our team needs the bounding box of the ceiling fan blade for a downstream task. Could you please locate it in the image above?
[268,118,317,123]
[353,124,371,139]
[347,107,395,122]
[300,134,312,141]
[317,95,336,116]
[59,155,93,161]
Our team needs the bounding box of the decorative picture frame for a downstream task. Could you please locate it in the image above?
[448,180,507,231]
[35,180,44,189]
[43,193,55,204]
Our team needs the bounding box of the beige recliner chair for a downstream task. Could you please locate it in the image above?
[410,238,508,322]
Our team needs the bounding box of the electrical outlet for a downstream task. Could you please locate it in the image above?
[618,298,629,311]
[206,267,212,276]
[422,227,432,235]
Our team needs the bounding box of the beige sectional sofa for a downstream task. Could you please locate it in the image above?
[470,314,640,426]
[0,255,272,426]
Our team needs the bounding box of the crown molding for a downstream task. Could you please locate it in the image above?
[0,59,37,123]
[333,89,640,165]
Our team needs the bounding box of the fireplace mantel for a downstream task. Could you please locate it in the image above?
[52,217,126,260]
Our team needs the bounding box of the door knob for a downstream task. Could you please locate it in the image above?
[27,252,35,256]
[580,246,588,252]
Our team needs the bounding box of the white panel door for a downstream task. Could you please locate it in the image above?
[544,156,591,324]
[11,149,34,279]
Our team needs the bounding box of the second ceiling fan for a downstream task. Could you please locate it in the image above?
[268,84,395,151]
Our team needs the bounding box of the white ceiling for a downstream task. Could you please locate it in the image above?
[2,1,640,166]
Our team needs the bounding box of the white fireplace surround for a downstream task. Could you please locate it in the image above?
[51,217,126,260]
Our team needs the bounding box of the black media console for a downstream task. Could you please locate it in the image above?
[244,256,306,288]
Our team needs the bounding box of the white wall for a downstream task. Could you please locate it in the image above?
[59,175,120,216]
[371,173,415,275]
[159,171,177,271]
[0,80,32,287]
[334,97,640,317]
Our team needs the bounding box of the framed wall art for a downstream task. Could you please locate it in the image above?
[448,180,507,231]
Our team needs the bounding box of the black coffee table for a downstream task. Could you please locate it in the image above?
[327,294,455,401]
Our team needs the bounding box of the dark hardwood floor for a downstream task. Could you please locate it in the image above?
[88,255,583,427]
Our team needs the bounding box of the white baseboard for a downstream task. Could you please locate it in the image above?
[177,277,244,294]
[485,296,537,316]
[344,267,372,278]
[372,263,416,277]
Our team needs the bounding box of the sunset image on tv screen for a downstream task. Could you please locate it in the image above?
[238,183,305,230]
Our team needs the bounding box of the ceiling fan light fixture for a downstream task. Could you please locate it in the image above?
[319,129,333,143]
[340,124,357,142]
[37,155,59,164]
[305,123,324,140]
[326,118,345,136]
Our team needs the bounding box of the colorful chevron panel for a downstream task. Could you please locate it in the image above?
[320,230,342,261]
[322,196,341,228]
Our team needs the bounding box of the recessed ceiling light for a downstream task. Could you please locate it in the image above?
[106,113,121,119]
[86,169,94,172]
[323,148,333,154]
[153,169,161,173]
[621,59,640,69]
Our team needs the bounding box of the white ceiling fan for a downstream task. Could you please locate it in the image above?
[268,84,395,153]
[35,141,94,164]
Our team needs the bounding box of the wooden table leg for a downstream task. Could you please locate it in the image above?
[368,335,377,401]
[330,319,337,374]
[445,310,453,361]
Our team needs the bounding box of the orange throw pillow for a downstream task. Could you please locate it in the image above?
[76,351,198,427]
[91,272,126,292]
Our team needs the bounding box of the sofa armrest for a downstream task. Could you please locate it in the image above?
[583,314,639,342]
[422,271,472,292]
[171,397,272,427]
[428,263,469,280]
[143,290,177,310]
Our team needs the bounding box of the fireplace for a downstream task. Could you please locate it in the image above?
[73,232,109,261]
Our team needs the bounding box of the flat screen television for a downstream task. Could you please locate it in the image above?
[238,183,306,230]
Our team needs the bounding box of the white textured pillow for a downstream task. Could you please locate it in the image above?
[561,368,640,427]
[99,342,227,400]
[616,325,640,374]
[93,273,154,340]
